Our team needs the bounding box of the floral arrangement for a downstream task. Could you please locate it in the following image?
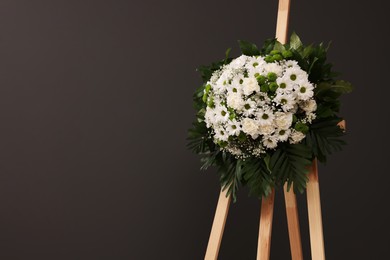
[188,33,352,201]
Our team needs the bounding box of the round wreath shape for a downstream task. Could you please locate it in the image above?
[188,33,352,201]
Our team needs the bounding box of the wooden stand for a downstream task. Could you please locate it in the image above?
[204,0,330,259]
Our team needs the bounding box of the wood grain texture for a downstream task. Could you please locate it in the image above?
[275,0,291,43]
[204,189,231,260]
[256,189,275,260]
[307,160,326,260]
[284,184,303,260]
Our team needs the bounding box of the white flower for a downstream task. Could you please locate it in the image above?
[230,55,248,69]
[214,105,229,123]
[301,99,317,113]
[274,112,293,129]
[263,135,278,149]
[284,67,308,83]
[214,126,229,142]
[274,93,296,111]
[276,128,291,142]
[242,118,260,139]
[227,146,243,156]
[284,60,299,68]
[263,62,283,76]
[276,77,294,92]
[226,119,241,136]
[204,108,217,128]
[255,92,272,106]
[304,112,317,123]
[289,130,306,144]
[258,123,275,136]
[242,77,260,96]
[226,92,244,110]
[295,82,314,101]
[256,109,275,126]
[242,99,257,116]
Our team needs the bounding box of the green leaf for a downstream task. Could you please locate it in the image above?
[225,48,232,63]
[260,38,277,55]
[273,41,285,52]
[270,144,312,193]
[242,158,273,199]
[290,32,303,50]
[238,40,260,56]
[304,117,346,163]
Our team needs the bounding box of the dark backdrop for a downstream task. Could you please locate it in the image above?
[0,0,389,259]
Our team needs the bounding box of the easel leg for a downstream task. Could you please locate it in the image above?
[284,185,303,260]
[307,160,326,260]
[256,189,275,260]
[204,189,231,260]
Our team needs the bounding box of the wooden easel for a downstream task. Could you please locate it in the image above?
[204,1,344,259]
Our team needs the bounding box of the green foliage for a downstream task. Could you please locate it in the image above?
[188,32,353,201]
[242,157,273,199]
[238,40,260,56]
[270,144,313,193]
[304,117,346,163]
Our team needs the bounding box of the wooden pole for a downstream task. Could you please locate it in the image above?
[307,160,325,260]
[275,0,305,259]
[256,189,275,260]
[284,184,304,260]
[204,189,231,260]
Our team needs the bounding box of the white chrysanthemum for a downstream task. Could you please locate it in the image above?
[295,82,314,101]
[228,77,244,94]
[229,55,248,69]
[255,92,272,106]
[284,67,308,83]
[274,112,293,130]
[246,57,266,77]
[242,99,257,116]
[214,126,229,142]
[242,118,260,139]
[242,77,260,96]
[276,77,294,93]
[214,105,229,123]
[263,135,278,149]
[284,60,299,68]
[226,119,241,136]
[274,93,296,111]
[289,130,306,144]
[256,109,275,126]
[301,99,317,113]
[226,92,244,110]
[276,128,291,142]
[204,108,217,128]
[263,62,283,76]
[258,123,275,136]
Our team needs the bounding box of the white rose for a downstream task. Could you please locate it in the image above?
[274,112,293,130]
[258,123,275,135]
[289,130,306,144]
[227,92,244,110]
[242,78,260,96]
[301,99,317,113]
[242,118,259,139]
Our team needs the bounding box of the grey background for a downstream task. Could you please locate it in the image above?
[0,0,389,259]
